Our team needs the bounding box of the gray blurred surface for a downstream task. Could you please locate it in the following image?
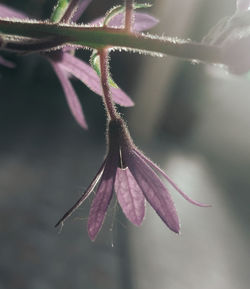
[128,66,250,289]
[0,126,129,289]
[129,148,250,289]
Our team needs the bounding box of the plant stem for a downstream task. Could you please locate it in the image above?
[51,0,71,22]
[125,0,134,32]
[99,49,118,120]
[0,19,225,64]
[60,0,81,22]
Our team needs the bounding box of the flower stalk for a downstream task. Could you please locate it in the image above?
[125,0,134,32]
[60,0,81,22]
[51,0,72,22]
[99,49,119,120]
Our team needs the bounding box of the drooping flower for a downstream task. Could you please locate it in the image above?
[0,1,159,128]
[56,117,209,241]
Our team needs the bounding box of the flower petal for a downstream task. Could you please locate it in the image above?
[55,160,106,228]
[125,151,180,233]
[71,0,93,22]
[0,55,15,68]
[135,149,211,207]
[90,12,158,32]
[50,60,88,129]
[115,167,145,226]
[59,53,134,107]
[88,151,119,241]
[0,4,28,19]
[114,12,159,32]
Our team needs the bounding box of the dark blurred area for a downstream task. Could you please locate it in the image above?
[0,1,249,289]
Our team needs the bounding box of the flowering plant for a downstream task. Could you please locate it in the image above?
[1,0,249,240]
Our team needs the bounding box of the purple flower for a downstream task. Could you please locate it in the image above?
[0,2,159,128]
[56,117,209,241]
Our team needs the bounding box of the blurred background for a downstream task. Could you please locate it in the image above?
[0,0,249,289]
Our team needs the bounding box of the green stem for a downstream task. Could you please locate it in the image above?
[51,0,71,22]
[0,19,225,64]
[60,0,81,22]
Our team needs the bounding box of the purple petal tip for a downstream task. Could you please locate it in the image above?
[88,227,98,241]
[134,149,211,208]
[172,223,180,234]
[0,4,28,19]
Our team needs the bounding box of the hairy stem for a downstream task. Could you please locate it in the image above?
[125,0,134,32]
[51,0,71,22]
[99,49,118,120]
[60,0,81,22]
[0,19,225,64]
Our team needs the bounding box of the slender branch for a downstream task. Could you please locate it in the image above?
[51,0,71,22]
[99,49,118,120]
[125,0,134,32]
[60,0,81,22]
[0,19,225,64]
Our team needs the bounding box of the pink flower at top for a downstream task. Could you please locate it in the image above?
[0,0,159,128]
[56,117,209,241]
[237,0,250,11]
